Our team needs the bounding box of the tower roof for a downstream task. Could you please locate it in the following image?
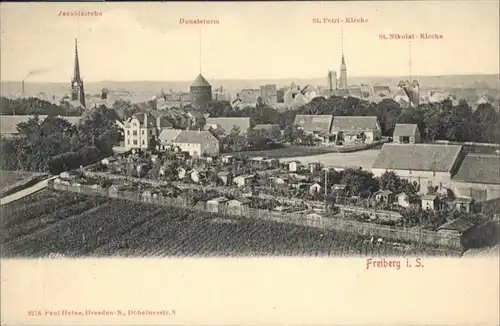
[191,74,211,87]
[73,38,82,82]
[341,54,346,67]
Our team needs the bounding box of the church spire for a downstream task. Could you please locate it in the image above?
[339,26,348,90]
[73,38,82,83]
[71,38,85,107]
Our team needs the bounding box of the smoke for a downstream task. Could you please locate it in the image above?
[23,68,48,81]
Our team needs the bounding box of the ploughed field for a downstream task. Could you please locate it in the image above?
[0,170,38,194]
[1,190,461,258]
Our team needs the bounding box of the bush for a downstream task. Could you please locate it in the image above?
[48,152,81,174]
[77,146,101,166]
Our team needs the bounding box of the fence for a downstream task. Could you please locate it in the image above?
[48,180,462,248]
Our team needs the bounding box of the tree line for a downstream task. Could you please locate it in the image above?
[0,106,121,174]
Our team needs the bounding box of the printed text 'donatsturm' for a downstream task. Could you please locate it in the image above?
[313,17,369,24]
[379,33,444,40]
[28,309,176,317]
[366,258,424,270]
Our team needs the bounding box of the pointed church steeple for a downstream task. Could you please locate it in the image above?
[73,38,82,83]
[71,38,85,107]
[339,26,348,90]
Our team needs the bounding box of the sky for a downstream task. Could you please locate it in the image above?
[1,1,499,82]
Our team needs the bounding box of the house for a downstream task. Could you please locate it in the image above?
[421,194,440,210]
[121,113,170,150]
[372,143,464,193]
[253,124,281,139]
[175,130,219,157]
[226,198,253,216]
[437,218,476,237]
[309,182,324,195]
[221,155,234,164]
[288,160,302,172]
[204,117,251,135]
[331,184,349,197]
[293,115,333,134]
[270,176,288,185]
[59,170,82,181]
[451,153,500,202]
[309,162,322,173]
[374,190,394,203]
[392,124,421,144]
[206,197,229,213]
[396,192,410,208]
[330,116,381,145]
[452,197,474,213]
[233,174,254,188]
[217,171,233,186]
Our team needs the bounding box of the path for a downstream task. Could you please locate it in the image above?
[0,176,57,206]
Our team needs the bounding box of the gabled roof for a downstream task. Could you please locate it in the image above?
[348,88,363,98]
[190,74,211,88]
[174,130,217,145]
[331,116,380,132]
[372,143,463,172]
[158,128,182,142]
[393,123,419,137]
[126,112,157,128]
[452,154,500,185]
[294,115,333,133]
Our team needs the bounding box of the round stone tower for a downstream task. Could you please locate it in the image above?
[189,73,212,110]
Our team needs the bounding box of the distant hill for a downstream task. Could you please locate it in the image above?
[2,74,498,103]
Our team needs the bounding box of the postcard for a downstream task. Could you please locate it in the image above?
[0,1,499,325]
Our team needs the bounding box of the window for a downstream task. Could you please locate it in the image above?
[142,130,145,135]
[142,140,145,145]
[127,140,130,145]
[149,130,152,135]
[433,171,436,177]
[127,130,130,135]
[133,140,138,145]
[133,131,138,136]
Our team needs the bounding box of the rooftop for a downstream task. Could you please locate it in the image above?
[452,153,500,185]
[331,116,379,132]
[393,123,419,137]
[372,143,463,172]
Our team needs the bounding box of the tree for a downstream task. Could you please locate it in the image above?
[378,171,402,193]
[340,169,379,198]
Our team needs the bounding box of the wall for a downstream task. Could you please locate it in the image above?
[372,168,453,193]
[452,181,500,201]
[49,181,462,249]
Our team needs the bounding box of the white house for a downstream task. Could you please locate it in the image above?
[233,174,254,188]
[159,129,219,157]
[396,193,410,208]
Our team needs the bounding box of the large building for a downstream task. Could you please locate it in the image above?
[158,129,219,157]
[71,39,86,108]
[392,123,421,144]
[294,115,333,134]
[121,113,170,150]
[338,54,348,90]
[328,70,338,91]
[189,74,212,110]
[372,143,464,193]
[330,116,381,144]
[259,84,278,105]
[451,153,500,201]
